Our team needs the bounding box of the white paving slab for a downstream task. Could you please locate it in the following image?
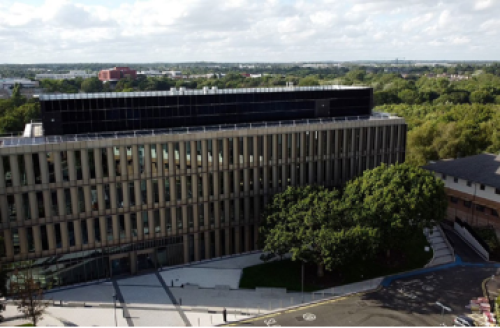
[47,306,129,326]
[160,267,242,289]
[185,311,250,326]
[117,273,162,286]
[128,309,185,327]
[44,283,115,304]
[190,253,266,269]
[119,285,173,307]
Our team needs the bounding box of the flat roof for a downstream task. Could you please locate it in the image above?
[423,154,500,190]
[0,112,400,148]
[38,85,370,101]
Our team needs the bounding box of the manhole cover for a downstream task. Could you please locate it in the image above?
[422,285,434,291]
[303,313,316,321]
[264,318,277,326]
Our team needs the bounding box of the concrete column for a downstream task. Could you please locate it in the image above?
[137,211,144,240]
[205,231,211,259]
[272,134,278,166]
[99,217,107,245]
[18,228,28,256]
[253,136,260,167]
[366,127,372,165]
[14,194,23,223]
[10,155,20,187]
[168,143,175,175]
[194,234,200,261]
[243,137,249,167]
[213,171,220,200]
[389,125,395,164]
[3,229,13,258]
[160,207,166,236]
[203,173,209,201]
[132,145,140,177]
[325,131,332,183]
[214,200,220,229]
[182,206,189,235]
[225,228,231,255]
[272,165,278,189]
[107,147,115,179]
[86,218,95,245]
[202,140,208,171]
[215,229,221,257]
[359,128,365,173]
[213,138,219,171]
[146,179,153,206]
[60,222,69,250]
[42,190,51,218]
[144,144,152,177]
[46,224,56,251]
[24,153,35,185]
[112,215,119,241]
[80,149,89,182]
[53,151,63,182]
[223,138,229,170]
[57,189,65,217]
[73,219,82,249]
[120,146,128,178]
[32,225,42,255]
[179,141,186,175]
[244,169,250,193]
[263,135,269,167]
[67,150,76,181]
[94,149,103,179]
[0,196,7,225]
[299,133,306,185]
[183,235,190,264]
[148,210,155,239]
[382,126,388,163]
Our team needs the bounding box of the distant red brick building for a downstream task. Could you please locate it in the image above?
[98,67,137,82]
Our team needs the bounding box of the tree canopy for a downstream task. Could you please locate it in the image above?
[259,163,447,276]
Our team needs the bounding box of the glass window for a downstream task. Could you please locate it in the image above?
[450,196,458,204]
[78,188,85,213]
[142,211,149,235]
[207,140,213,167]
[131,213,137,237]
[80,220,88,245]
[3,156,12,187]
[492,209,499,217]
[94,218,101,243]
[152,179,159,203]
[32,153,41,184]
[188,205,194,228]
[154,210,160,234]
[40,225,49,250]
[174,143,180,171]
[18,155,27,186]
[88,150,96,179]
[119,215,126,239]
[198,175,203,198]
[101,148,109,178]
[239,137,244,164]
[27,227,35,252]
[151,144,157,174]
[464,201,472,208]
[162,144,169,175]
[12,228,20,255]
[176,208,183,230]
[441,173,447,180]
[198,204,204,228]
[480,184,485,190]
[54,223,62,248]
[22,193,31,221]
[186,142,191,170]
[166,209,172,232]
[187,177,193,200]
[128,182,135,206]
[104,184,111,210]
[176,177,182,201]
[165,178,171,202]
[454,177,458,183]
[36,192,45,219]
[248,137,254,163]
[210,203,215,225]
[68,221,75,247]
[196,141,202,169]
[476,205,485,212]
[106,216,113,241]
[64,189,71,215]
[47,152,56,183]
[75,150,83,180]
[113,147,121,177]
[218,139,223,165]
[467,181,472,187]
[51,191,58,216]
[228,138,234,165]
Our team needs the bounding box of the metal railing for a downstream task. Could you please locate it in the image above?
[0,113,398,148]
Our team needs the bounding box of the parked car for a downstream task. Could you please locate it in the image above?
[454,316,475,327]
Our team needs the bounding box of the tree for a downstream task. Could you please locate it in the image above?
[80,77,103,93]
[259,186,378,277]
[10,271,48,326]
[10,84,26,108]
[470,90,494,104]
[342,163,448,257]
[398,89,419,104]
[298,76,319,86]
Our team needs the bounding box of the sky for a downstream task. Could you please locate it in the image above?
[0,0,499,63]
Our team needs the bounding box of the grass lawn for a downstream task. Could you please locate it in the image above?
[16,324,35,327]
[239,231,432,292]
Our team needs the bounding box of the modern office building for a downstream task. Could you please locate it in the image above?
[98,67,137,82]
[0,85,406,291]
[424,154,500,230]
[35,71,97,80]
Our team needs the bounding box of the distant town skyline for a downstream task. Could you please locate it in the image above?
[1,0,499,63]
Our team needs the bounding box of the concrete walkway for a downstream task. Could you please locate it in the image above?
[426,226,455,266]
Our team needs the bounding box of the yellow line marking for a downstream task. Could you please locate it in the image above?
[222,287,382,326]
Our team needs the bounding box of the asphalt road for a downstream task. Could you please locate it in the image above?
[229,266,496,327]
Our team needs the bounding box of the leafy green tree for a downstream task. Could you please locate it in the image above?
[398,89,419,104]
[10,84,26,108]
[260,186,378,277]
[298,76,319,86]
[342,163,448,256]
[81,77,103,93]
[374,91,400,105]
[470,90,494,104]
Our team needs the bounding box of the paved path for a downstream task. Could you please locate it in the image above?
[426,226,455,266]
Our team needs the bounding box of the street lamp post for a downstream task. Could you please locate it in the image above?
[436,302,451,323]
[113,294,117,327]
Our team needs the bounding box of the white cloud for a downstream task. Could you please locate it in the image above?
[0,0,499,62]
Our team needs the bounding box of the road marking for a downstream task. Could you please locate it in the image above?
[303,313,316,321]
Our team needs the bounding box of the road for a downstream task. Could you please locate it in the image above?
[228,266,496,326]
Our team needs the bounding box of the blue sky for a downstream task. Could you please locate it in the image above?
[0,0,499,63]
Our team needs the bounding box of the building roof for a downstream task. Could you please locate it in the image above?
[38,85,370,101]
[423,154,500,189]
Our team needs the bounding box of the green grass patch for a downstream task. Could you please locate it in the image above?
[473,226,500,261]
[240,231,432,292]
[16,324,35,327]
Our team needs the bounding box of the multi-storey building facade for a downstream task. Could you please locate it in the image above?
[0,86,406,291]
[424,154,500,230]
